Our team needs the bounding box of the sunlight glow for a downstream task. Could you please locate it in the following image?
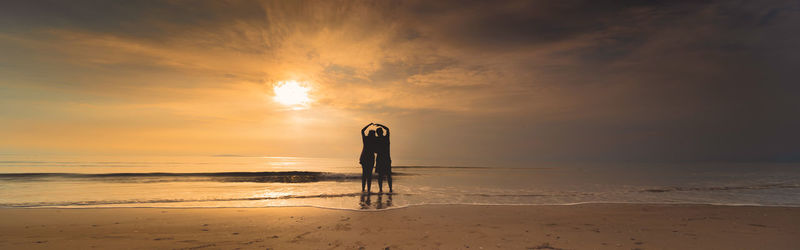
[273,80,311,110]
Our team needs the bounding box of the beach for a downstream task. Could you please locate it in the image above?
[1,204,798,249]
[3,0,798,249]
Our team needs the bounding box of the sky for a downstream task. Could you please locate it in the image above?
[0,0,798,163]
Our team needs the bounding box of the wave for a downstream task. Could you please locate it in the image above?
[0,192,383,208]
[0,171,410,183]
[392,165,491,169]
[641,183,800,193]
[391,165,554,170]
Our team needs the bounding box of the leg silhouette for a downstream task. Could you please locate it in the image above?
[387,171,393,193]
[361,167,369,192]
[361,168,366,192]
[366,167,373,193]
[377,174,384,193]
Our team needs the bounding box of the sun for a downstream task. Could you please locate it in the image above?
[273,80,311,110]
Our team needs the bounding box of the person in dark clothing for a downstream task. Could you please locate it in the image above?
[359,123,376,193]
[374,123,392,193]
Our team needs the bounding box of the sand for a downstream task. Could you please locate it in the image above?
[0,204,798,249]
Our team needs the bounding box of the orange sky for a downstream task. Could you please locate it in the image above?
[1,1,798,163]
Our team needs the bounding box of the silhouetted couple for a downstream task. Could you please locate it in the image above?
[359,123,391,193]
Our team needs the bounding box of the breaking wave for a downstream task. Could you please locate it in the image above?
[0,171,409,183]
[0,192,374,208]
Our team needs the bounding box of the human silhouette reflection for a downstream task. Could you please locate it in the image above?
[376,193,392,209]
[359,192,372,209]
[359,193,393,210]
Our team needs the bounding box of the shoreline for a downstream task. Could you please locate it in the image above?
[2,203,798,249]
[3,201,799,211]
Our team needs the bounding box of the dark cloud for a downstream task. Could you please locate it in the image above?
[0,1,266,31]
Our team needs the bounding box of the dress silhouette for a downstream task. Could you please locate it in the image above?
[359,123,376,193]
[374,124,392,193]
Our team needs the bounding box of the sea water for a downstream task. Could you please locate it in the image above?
[1,155,798,210]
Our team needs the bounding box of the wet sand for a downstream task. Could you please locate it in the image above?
[0,204,798,249]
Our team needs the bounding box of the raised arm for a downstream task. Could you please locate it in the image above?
[375,124,389,136]
[361,123,373,137]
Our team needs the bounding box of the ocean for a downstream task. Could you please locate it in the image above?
[1,155,798,210]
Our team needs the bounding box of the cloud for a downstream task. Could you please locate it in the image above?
[0,0,798,161]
